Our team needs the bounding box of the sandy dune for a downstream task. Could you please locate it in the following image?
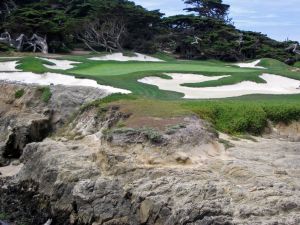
[89,52,164,62]
[0,72,131,94]
[139,73,300,99]
[0,61,21,72]
[38,57,81,70]
[235,59,265,69]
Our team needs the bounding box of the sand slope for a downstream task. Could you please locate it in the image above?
[89,52,164,62]
[0,61,21,72]
[0,72,130,94]
[235,59,265,69]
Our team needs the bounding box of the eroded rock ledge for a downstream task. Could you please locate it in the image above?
[0,82,300,225]
[0,82,108,166]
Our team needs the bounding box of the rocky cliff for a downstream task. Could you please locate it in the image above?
[0,82,299,225]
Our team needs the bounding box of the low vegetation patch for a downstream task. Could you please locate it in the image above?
[17,57,55,73]
[183,100,300,135]
[38,87,52,103]
[183,101,268,134]
[15,89,25,99]
[0,43,14,52]
[96,94,300,136]
[294,62,300,68]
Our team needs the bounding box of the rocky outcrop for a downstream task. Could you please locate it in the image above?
[1,101,299,225]
[1,82,300,225]
[0,82,108,165]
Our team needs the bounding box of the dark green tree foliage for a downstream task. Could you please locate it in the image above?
[160,15,238,60]
[0,0,298,62]
[0,0,16,22]
[1,0,163,53]
[3,1,76,52]
[183,0,230,22]
[87,0,163,53]
[160,14,296,62]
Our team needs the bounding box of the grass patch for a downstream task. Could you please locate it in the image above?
[38,86,52,103]
[15,89,25,99]
[0,212,8,220]
[70,61,256,77]
[17,57,54,73]
[94,95,300,135]
[182,97,300,135]
[183,101,268,134]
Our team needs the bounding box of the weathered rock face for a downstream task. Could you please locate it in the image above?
[0,82,300,225]
[0,82,108,166]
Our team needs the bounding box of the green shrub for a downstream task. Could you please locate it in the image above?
[0,42,14,52]
[38,87,52,103]
[15,89,25,99]
[142,128,164,144]
[263,104,300,124]
[0,212,8,220]
[184,101,268,135]
[184,100,300,135]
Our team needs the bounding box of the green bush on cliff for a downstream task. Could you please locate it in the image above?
[15,89,25,99]
[183,101,268,135]
[183,100,300,135]
[38,87,52,103]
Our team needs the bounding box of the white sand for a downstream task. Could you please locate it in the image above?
[138,73,300,99]
[38,57,81,70]
[0,61,21,72]
[0,72,131,94]
[235,60,265,69]
[89,52,164,62]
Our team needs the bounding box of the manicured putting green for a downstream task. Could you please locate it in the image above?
[70,62,257,76]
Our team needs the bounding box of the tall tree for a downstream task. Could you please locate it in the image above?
[183,0,230,22]
[0,0,16,22]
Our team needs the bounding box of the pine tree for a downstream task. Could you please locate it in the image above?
[183,0,230,22]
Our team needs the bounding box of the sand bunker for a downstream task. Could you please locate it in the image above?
[0,72,130,94]
[89,52,164,62]
[138,73,300,99]
[235,60,265,69]
[0,61,21,72]
[38,57,81,70]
